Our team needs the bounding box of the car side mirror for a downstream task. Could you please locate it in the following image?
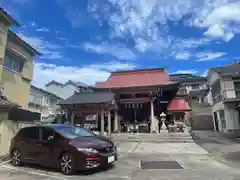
[47,135,54,141]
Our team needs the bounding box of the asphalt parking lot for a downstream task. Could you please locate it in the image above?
[1,142,240,180]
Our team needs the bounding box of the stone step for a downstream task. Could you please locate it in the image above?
[113,138,193,141]
[111,133,194,143]
[111,133,192,138]
[112,138,194,143]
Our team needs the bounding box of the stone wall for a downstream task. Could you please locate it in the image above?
[189,102,214,130]
[191,115,214,130]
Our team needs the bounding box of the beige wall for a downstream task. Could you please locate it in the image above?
[0,117,35,155]
[0,108,34,155]
[0,30,34,108]
[1,68,31,108]
[0,23,8,82]
[7,41,34,81]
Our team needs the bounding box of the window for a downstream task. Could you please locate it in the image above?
[234,81,240,90]
[30,93,42,105]
[191,84,200,89]
[3,52,24,73]
[24,127,39,140]
[45,97,49,105]
[54,126,95,139]
[17,129,26,137]
[40,128,54,141]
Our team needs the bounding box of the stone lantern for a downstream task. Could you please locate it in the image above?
[160,112,167,132]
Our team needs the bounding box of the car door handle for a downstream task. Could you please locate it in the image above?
[36,143,42,146]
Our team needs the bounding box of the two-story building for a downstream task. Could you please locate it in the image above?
[170,74,209,103]
[0,8,40,108]
[28,85,63,119]
[208,62,240,133]
[170,74,214,130]
[45,80,92,99]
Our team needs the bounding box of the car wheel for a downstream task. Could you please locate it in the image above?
[11,149,21,166]
[59,153,75,175]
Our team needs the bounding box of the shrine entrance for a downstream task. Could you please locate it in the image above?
[119,102,151,133]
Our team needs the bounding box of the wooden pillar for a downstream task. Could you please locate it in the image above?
[71,112,75,125]
[108,111,111,135]
[150,100,156,133]
[101,110,104,135]
[114,110,118,132]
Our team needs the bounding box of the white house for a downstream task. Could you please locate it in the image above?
[208,62,240,133]
[170,74,210,103]
[45,80,92,99]
[28,85,63,119]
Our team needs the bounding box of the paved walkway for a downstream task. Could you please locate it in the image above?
[192,130,240,168]
[0,140,240,179]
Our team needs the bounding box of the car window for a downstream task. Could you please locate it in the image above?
[25,127,40,140]
[17,129,26,137]
[40,127,55,141]
[54,126,95,139]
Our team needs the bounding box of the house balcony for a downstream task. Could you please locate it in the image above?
[213,89,240,104]
[29,99,42,106]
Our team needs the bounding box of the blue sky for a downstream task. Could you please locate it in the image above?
[1,0,240,88]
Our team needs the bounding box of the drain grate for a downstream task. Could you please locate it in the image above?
[140,160,183,170]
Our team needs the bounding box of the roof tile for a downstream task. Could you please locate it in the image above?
[167,99,190,111]
[59,91,114,105]
[96,69,174,88]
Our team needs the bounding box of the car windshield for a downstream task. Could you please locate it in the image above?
[55,126,95,139]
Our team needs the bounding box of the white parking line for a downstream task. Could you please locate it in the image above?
[0,159,11,165]
[0,164,67,180]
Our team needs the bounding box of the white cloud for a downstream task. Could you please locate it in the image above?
[171,69,198,74]
[88,60,136,71]
[102,0,194,38]
[201,70,208,77]
[204,24,234,41]
[32,61,135,88]
[57,0,84,28]
[36,27,50,32]
[84,43,136,60]
[175,51,191,60]
[204,24,225,38]
[194,1,240,41]
[30,21,36,27]
[90,0,240,46]
[196,52,226,61]
[17,33,63,59]
[55,0,240,57]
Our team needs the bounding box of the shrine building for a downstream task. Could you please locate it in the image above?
[60,68,191,133]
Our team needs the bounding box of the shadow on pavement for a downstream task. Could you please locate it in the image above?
[223,151,240,163]
[192,133,222,145]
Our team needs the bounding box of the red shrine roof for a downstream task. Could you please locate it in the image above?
[95,68,176,88]
[167,99,191,111]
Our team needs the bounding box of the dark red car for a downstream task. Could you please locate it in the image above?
[9,124,118,175]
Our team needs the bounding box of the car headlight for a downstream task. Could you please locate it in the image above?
[77,148,98,154]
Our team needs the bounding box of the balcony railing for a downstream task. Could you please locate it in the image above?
[213,89,240,103]
[29,94,43,106]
